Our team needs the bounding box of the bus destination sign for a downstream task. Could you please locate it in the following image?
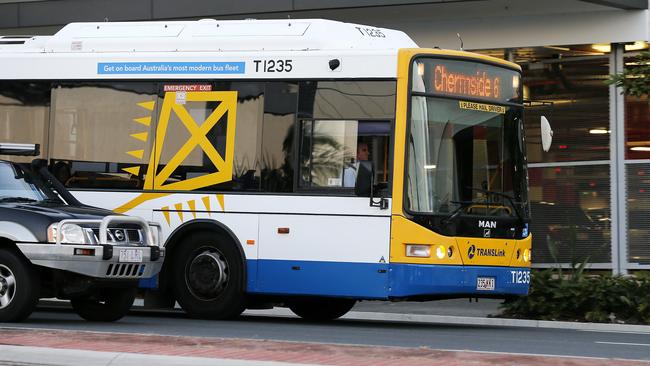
[434,65,501,99]
[413,58,520,103]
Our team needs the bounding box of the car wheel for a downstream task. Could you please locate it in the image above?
[0,248,40,322]
[70,287,136,322]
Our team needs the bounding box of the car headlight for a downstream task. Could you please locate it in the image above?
[47,223,90,244]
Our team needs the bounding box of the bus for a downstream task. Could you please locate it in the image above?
[0,19,532,320]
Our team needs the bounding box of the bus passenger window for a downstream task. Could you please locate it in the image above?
[260,82,298,193]
[299,120,390,192]
[50,82,158,189]
[153,81,265,193]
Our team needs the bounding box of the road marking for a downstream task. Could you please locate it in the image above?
[596,341,650,347]
[580,329,650,335]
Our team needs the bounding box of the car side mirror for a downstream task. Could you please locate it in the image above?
[354,161,373,197]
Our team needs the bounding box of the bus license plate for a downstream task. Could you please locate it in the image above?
[476,277,495,291]
[119,249,143,263]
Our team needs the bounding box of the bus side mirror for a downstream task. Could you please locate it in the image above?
[541,116,553,152]
[354,161,373,197]
[355,161,389,210]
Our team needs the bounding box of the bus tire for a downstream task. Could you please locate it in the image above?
[288,298,356,321]
[70,287,136,322]
[0,248,40,322]
[171,231,246,320]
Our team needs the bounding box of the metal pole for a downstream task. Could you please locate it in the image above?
[609,43,627,275]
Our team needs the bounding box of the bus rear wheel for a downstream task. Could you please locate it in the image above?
[70,287,136,322]
[288,298,356,321]
[171,231,246,320]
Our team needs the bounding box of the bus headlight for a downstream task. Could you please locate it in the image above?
[47,223,88,244]
[406,244,431,258]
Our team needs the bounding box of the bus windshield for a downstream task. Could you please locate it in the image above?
[405,58,529,226]
[406,97,529,220]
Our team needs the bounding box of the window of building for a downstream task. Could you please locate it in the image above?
[522,56,611,164]
[528,165,611,265]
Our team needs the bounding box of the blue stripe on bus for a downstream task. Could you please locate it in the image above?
[388,263,530,297]
[248,260,390,299]
[246,260,530,299]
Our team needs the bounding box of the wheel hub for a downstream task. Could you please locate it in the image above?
[187,251,228,301]
[0,264,16,309]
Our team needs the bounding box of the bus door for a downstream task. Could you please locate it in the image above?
[254,81,396,299]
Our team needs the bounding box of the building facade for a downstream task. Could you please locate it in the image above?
[1,0,648,274]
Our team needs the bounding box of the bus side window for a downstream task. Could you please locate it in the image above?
[297,80,395,193]
[260,82,298,193]
[50,82,157,190]
[298,120,390,191]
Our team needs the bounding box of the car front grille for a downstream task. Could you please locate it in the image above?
[91,228,144,245]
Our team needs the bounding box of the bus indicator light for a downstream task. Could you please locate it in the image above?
[435,245,445,259]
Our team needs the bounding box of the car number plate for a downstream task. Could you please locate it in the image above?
[119,249,143,263]
[476,277,495,291]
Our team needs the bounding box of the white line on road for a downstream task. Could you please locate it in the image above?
[579,329,650,335]
[596,341,650,347]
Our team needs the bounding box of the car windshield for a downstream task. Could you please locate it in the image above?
[0,161,63,203]
[405,96,530,220]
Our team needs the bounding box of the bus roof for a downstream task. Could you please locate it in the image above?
[0,19,418,54]
[0,19,518,80]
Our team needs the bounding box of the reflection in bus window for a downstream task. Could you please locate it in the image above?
[299,120,390,191]
[261,82,298,193]
[50,82,157,189]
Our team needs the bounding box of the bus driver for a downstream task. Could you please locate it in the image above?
[343,141,369,187]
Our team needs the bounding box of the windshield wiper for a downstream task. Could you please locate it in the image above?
[441,199,485,226]
[0,196,37,203]
[467,187,527,223]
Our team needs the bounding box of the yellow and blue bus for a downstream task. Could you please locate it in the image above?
[0,18,531,320]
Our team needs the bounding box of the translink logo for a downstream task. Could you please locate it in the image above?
[468,244,506,259]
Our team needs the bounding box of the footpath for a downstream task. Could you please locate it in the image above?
[0,299,648,366]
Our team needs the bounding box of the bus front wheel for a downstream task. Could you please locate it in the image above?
[171,231,246,319]
[288,297,356,321]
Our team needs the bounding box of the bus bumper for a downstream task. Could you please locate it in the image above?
[389,263,530,298]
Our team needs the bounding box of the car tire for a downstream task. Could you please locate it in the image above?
[288,297,356,321]
[0,248,40,322]
[70,287,136,322]
[171,231,246,320]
